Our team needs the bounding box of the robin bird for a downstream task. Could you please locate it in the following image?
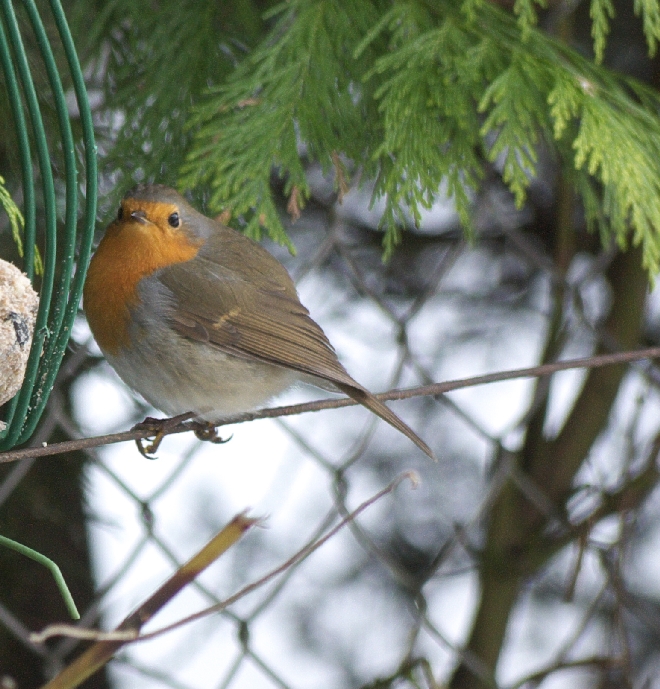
[83,184,434,459]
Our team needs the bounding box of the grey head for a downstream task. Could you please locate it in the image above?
[124,183,190,206]
[121,184,214,242]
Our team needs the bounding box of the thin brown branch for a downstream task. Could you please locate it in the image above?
[136,471,419,641]
[331,151,349,202]
[286,185,302,222]
[32,472,418,645]
[2,347,660,464]
[506,655,617,689]
[34,514,257,689]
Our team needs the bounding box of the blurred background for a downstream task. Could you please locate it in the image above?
[3,1,660,688]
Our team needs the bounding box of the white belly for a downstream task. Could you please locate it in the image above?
[104,324,298,421]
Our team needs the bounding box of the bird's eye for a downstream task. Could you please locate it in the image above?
[168,212,180,228]
[117,206,123,220]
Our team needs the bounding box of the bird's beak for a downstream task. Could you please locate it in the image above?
[130,210,148,224]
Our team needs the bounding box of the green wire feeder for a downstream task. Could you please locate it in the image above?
[0,0,98,619]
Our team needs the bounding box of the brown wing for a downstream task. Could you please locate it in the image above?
[156,227,359,389]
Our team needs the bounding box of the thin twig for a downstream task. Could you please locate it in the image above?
[33,472,419,645]
[2,347,659,464]
[506,655,616,689]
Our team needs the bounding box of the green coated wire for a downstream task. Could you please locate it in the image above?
[21,0,77,345]
[16,0,78,440]
[19,0,98,443]
[19,0,98,442]
[0,0,97,448]
[0,0,57,449]
[0,535,80,620]
[0,11,33,436]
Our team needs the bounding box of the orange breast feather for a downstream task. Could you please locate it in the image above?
[83,221,201,354]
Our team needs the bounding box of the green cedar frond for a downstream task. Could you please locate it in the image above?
[479,50,552,207]
[590,0,615,63]
[460,0,483,22]
[179,0,660,271]
[370,13,486,249]
[0,175,25,257]
[548,64,660,268]
[513,0,546,35]
[181,0,381,247]
[547,71,583,140]
[0,177,42,275]
[353,6,399,59]
[634,0,660,56]
[85,0,268,218]
[574,97,660,267]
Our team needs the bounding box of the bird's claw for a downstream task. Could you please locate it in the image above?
[136,434,163,458]
[131,414,228,456]
[190,422,232,445]
[132,414,194,458]
[132,417,169,458]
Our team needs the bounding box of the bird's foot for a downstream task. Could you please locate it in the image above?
[132,413,195,458]
[189,421,232,445]
[133,418,167,458]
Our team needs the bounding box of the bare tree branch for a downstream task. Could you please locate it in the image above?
[2,347,660,464]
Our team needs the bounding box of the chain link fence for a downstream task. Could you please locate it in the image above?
[2,194,660,689]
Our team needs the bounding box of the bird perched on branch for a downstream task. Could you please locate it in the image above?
[83,184,433,458]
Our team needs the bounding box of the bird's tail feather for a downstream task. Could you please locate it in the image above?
[336,383,435,460]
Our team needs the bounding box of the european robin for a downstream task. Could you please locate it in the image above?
[83,184,433,458]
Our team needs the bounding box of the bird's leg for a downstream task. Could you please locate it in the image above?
[188,420,232,445]
[132,412,195,457]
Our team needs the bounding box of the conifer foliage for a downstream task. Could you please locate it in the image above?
[84,0,660,266]
[176,0,660,268]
